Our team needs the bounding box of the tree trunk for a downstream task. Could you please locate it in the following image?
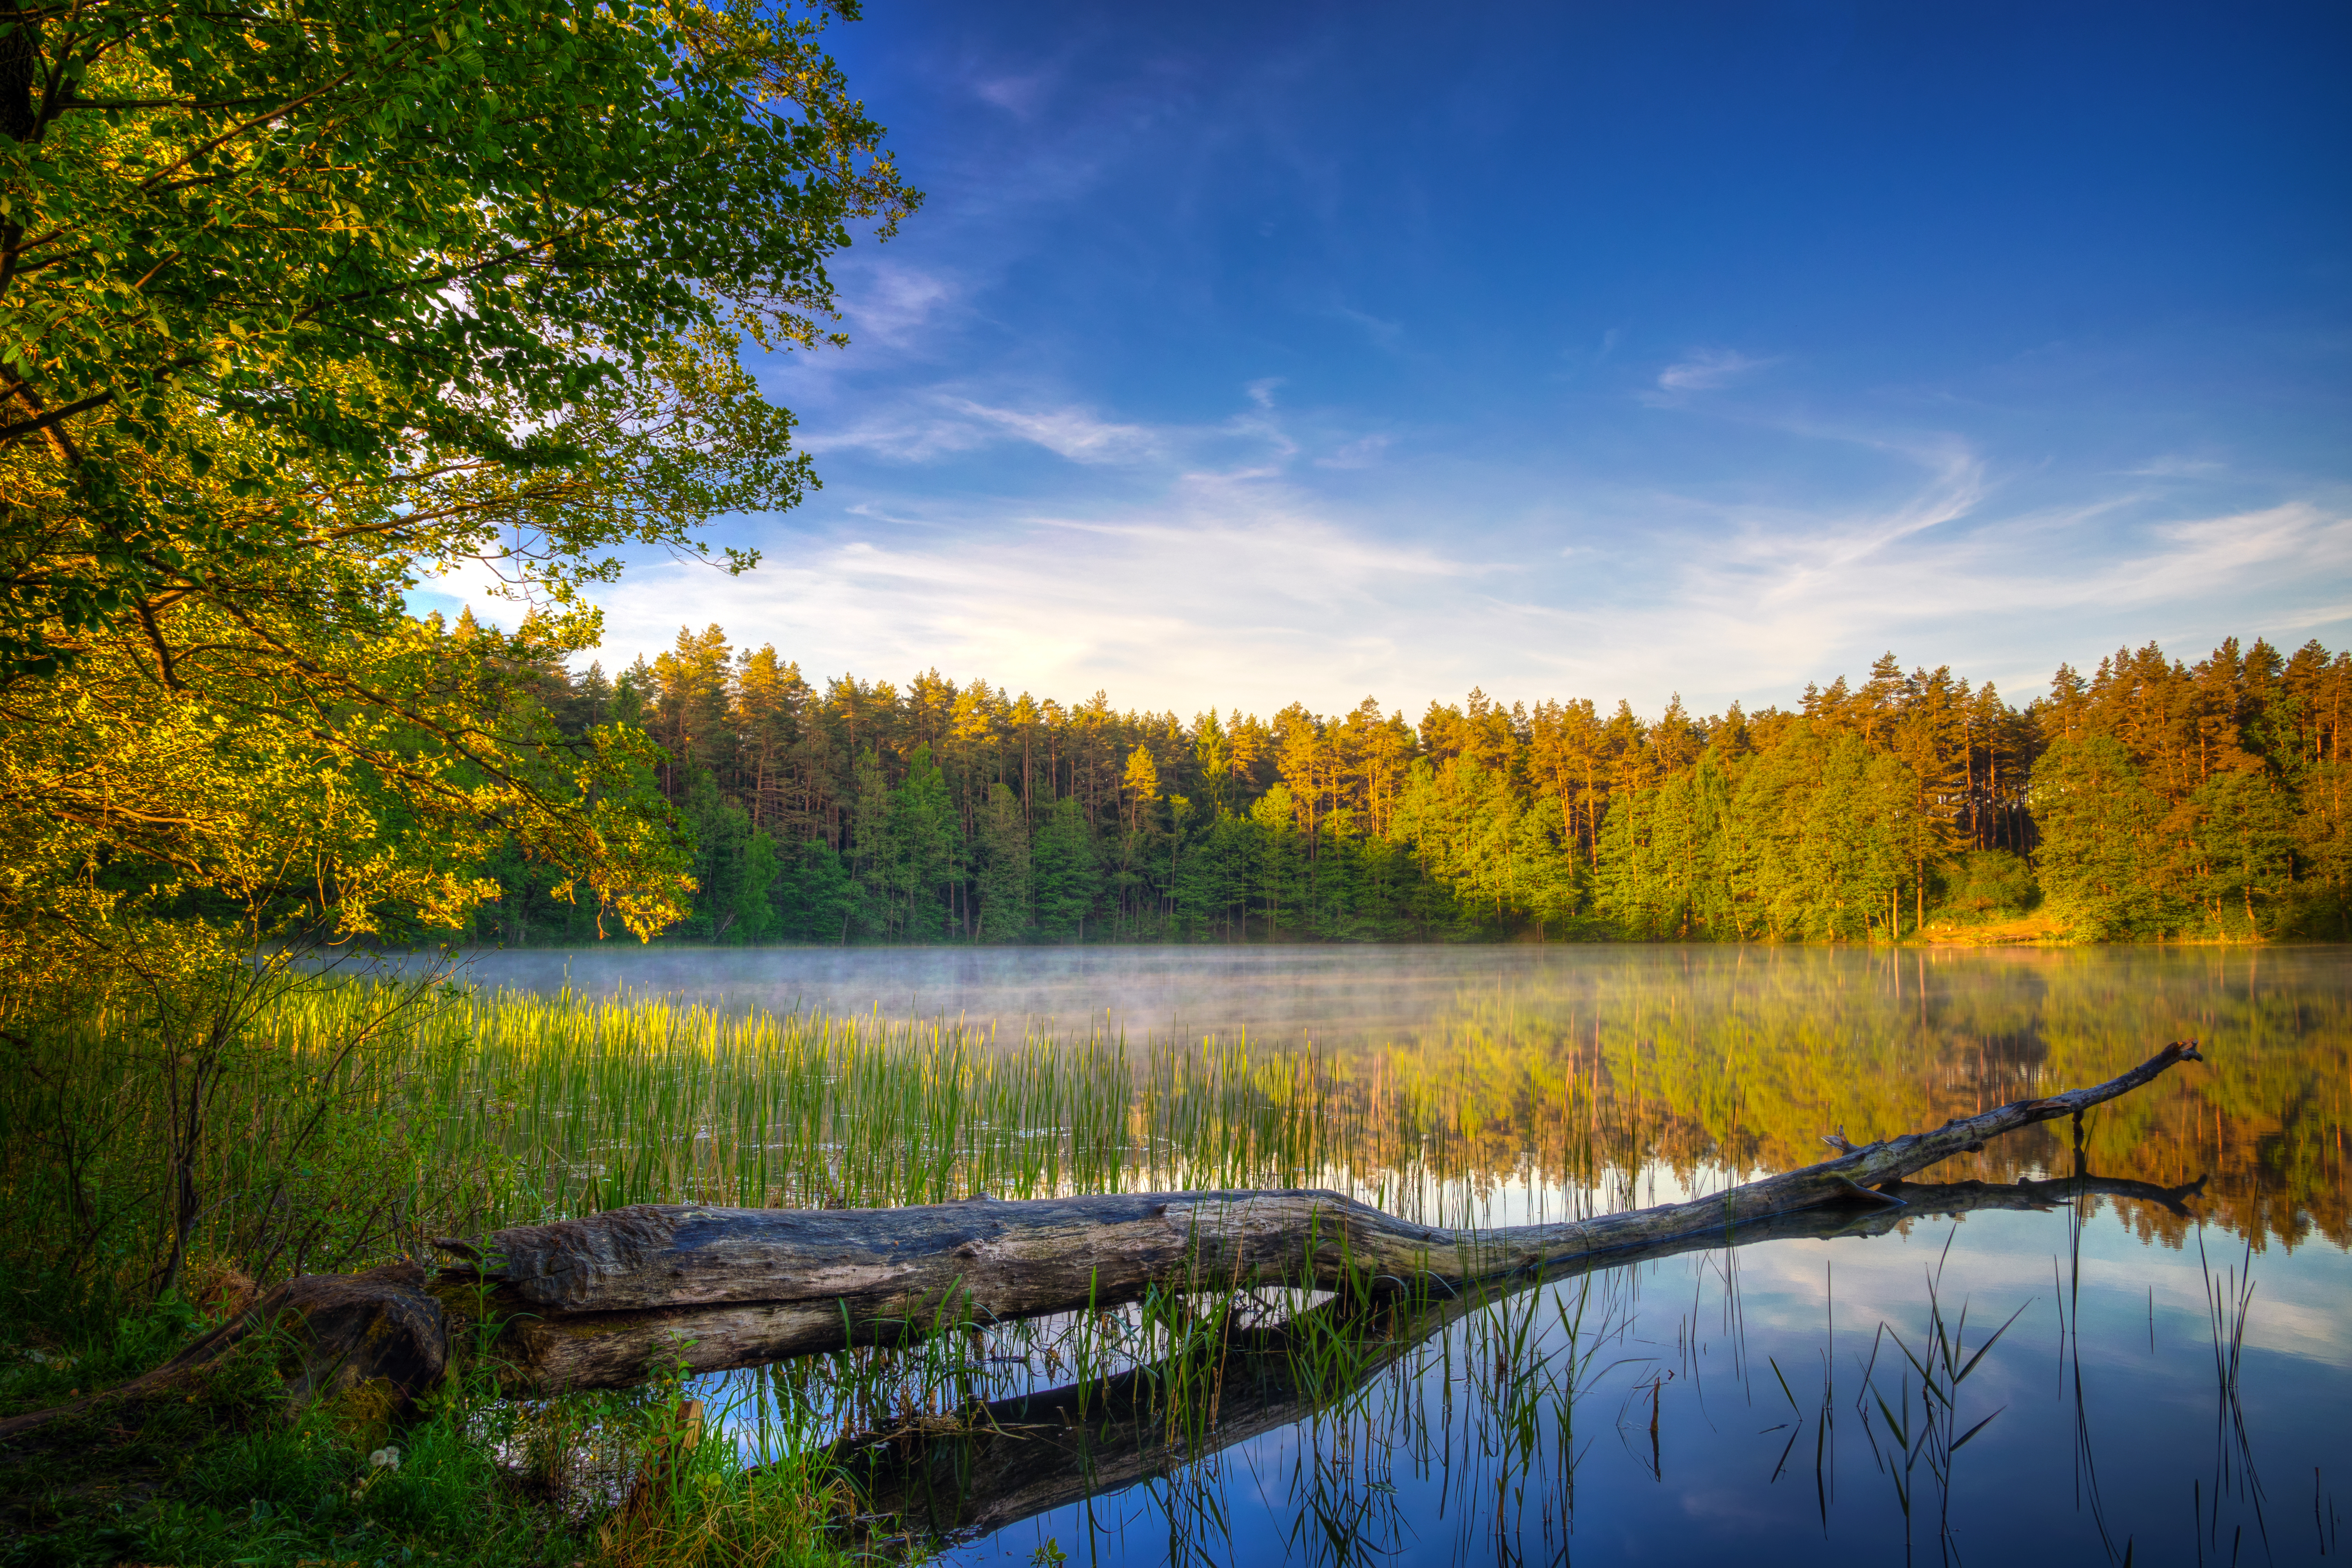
[432,1042,2205,1394]
[157,1054,211,1304]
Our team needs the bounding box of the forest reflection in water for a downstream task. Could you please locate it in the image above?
[438,942,2349,1564]
[444,942,2346,1248]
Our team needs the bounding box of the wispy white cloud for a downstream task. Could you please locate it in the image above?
[802,379,1321,477]
[973,69,1056,118]
[1330,300,1405,351]
[592,0,2351,731]
[1651,348,1770,396]
[2101,503,2352,607]
[1316,434,1392,469]
[940,399,1164,465]
[2270,597,2352,633]
[431,452,2348,722]
[421,367,2348,726]
[798,395,1166,467]
[840,262,959,349]
[795,413,995,464]
[1507,457,2350,710]
[568,483,1495,716]
[1207,383,1301,477]
[2123,454,2226,479]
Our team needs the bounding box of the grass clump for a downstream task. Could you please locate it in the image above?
[0,1278,582,1568]
[0,1291,866,1568]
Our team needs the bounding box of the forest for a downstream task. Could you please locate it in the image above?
[461,623,2350,947]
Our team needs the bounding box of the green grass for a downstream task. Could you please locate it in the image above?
[296,983,1354,1230]
[0,981,1397,1566]
[0,1314,587,1568]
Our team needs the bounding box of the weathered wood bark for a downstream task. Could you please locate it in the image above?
[435,1041,2203,1394]
[0,1261,448,1445]
[846,1168,2212,1547]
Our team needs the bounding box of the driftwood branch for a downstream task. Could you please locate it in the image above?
[843,1168,2211,1546]
[433,1041,2205,1394]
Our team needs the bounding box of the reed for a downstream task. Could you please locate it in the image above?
[102,981,1374,1267]
[1855,1228,2026,1568]
[2197,1226,2271,1558]
[374,987,1386,1235]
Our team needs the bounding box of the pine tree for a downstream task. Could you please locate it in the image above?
[975,784,1034,942]
[1031,797,1100,942]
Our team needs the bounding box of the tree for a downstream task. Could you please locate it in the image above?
[0,598,697,1296]
[888,743,955,941]
[2190,767,2295,937]
[0,0,916,1126]
[1272,704,1325,846]
[2,0,916,684]
[844,748,893,937]
[731,832,783,943]
[2033,735,2179,938]
[1122,745,1160,834]
[1031,797,1098,942]
[974,784,1033,943]
[1192,712,1234,814]
[0,0,916,981]
[445,626,2350,949]
[773,839,858,944]
[678,767,775,943]
[734,643,809,832]
[0,0,926,1300]
[1249,785,1302,933]
[1336,697,1412,838]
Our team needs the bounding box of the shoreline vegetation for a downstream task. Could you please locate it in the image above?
[466,911,2325,950]
[448,626,2347,951]
[5,976,2339,1564]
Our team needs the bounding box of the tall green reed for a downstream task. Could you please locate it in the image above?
[232,984,1428,1245]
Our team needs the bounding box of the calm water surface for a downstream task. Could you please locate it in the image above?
[446,944,2349,1566]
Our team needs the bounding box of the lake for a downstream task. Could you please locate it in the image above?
[436,942,2350,1566]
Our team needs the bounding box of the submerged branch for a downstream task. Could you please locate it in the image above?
[843,1167,2212,1547]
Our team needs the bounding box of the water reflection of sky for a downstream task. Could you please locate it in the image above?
[899,1210,2350,1566]
[445,943,2348,1564]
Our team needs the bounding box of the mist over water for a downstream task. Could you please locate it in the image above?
[425,941,1539,1038]
[405,940,2328,1053]
[432,942,2350,1564]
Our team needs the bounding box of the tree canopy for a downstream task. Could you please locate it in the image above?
[2,0,913,678]
[477,630,2348,949]
[0,0,915,988]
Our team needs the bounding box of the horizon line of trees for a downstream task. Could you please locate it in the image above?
[455,624,2349,947]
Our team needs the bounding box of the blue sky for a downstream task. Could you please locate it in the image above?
[450,0,2352,720]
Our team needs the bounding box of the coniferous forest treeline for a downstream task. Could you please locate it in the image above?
[461,624,2351,946]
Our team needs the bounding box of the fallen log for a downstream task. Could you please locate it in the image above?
[844,1167,2213,1548]
[434,1040,2204,1394]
